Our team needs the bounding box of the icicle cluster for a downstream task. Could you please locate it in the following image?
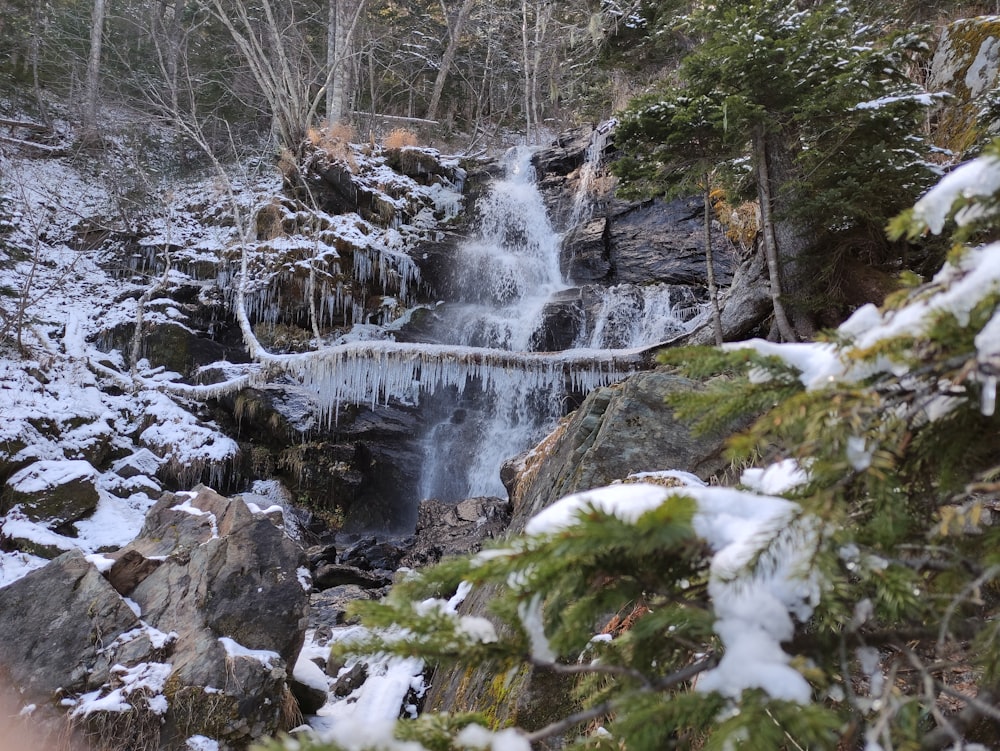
[256,341,644,427]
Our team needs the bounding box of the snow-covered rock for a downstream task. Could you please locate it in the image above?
[2,458,100,524]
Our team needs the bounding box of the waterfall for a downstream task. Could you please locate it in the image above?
[415,135,703,505]
[567,119,616,231]
[417,147,572,501]
[575,283,706,350]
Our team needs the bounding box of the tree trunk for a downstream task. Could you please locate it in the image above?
[751,122,816,341]
[521,0,531,141]
[83,0,107,141]
[323,0,364,126]
[425,0,476,123]
[704,178,724,346]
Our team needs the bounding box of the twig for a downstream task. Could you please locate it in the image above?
[523,655,717,744]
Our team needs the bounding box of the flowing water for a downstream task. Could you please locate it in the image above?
[416,136,705,504]
[417,147,568,501]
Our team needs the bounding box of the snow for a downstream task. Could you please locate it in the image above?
[69,661,173,717]
[7,459,98,494]
[911,155,1000,234]
[186,736,220,751]
[455,725,532,751]
[518,594,555,662]
[524,481,820,702]
[740,459,808,495]
[217,637,280,667]
[85,553,116,573]
[726,237,1000,414]
[293,652,330,692]
[853,92,937,110]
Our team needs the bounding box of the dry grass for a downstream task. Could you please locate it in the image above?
[255,200,287,241]
[307,121,357,170]
[710,188,759,253]
[383,128,419,149]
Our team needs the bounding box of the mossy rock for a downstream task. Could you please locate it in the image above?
[929,17,1000,152]
[2,459,100,524]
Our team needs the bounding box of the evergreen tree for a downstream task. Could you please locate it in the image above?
[612,0,937,340]
[261,144,1000,749]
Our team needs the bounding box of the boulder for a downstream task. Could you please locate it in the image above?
[422,369,748,730]
[506,368,740,530]
[0,486,311,750]
[2,459,100,524]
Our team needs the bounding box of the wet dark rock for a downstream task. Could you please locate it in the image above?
[311,584,380,631]
[313,563,393,590]
[605,197,736,287]
[331,662,369,698]
[531,126,593,187]
[338,535,407,571]
[289,674,329,715]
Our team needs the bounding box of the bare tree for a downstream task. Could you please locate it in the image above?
[425,0,476,123]
[83,0,108,141]
[325,0,364,124]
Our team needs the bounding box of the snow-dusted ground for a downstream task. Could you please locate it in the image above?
[0,120,463,585]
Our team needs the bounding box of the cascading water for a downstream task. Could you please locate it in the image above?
[418,147,568,501]
[412,128,710,506]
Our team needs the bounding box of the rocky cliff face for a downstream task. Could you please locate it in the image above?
[928,16,1000,155]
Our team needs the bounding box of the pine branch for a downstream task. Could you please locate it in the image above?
[523,654,718,745]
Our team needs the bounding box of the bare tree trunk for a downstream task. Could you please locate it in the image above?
[83,0,108,140]
[323,0,364,126]
[704,177,724,346]
[326,0,340,123]
[425,0,476,122]
[521,0,531,142]
[29,4,50,127]
[752,124,797,343]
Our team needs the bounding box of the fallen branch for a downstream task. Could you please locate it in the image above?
[0,117,49,132]
[0,134,67,157]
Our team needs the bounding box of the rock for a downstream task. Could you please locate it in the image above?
[928,17,1000,153]
[686,244,772,345]
[313,562,392,590]
[1,459,100,524]
[401,497,511,568]
[0,549,145,742]
[0,485,311,750]
[95,283,248,379]
[531,125,593,179]
[310,585,379,631]
[331,662,368,698]
[564,217,611,282]
[606,197,736,287]
[289,658,329,715]
[508,370,740,527]
[111,448,163,479]
[107,549,163,596]
[338,535,407,571]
